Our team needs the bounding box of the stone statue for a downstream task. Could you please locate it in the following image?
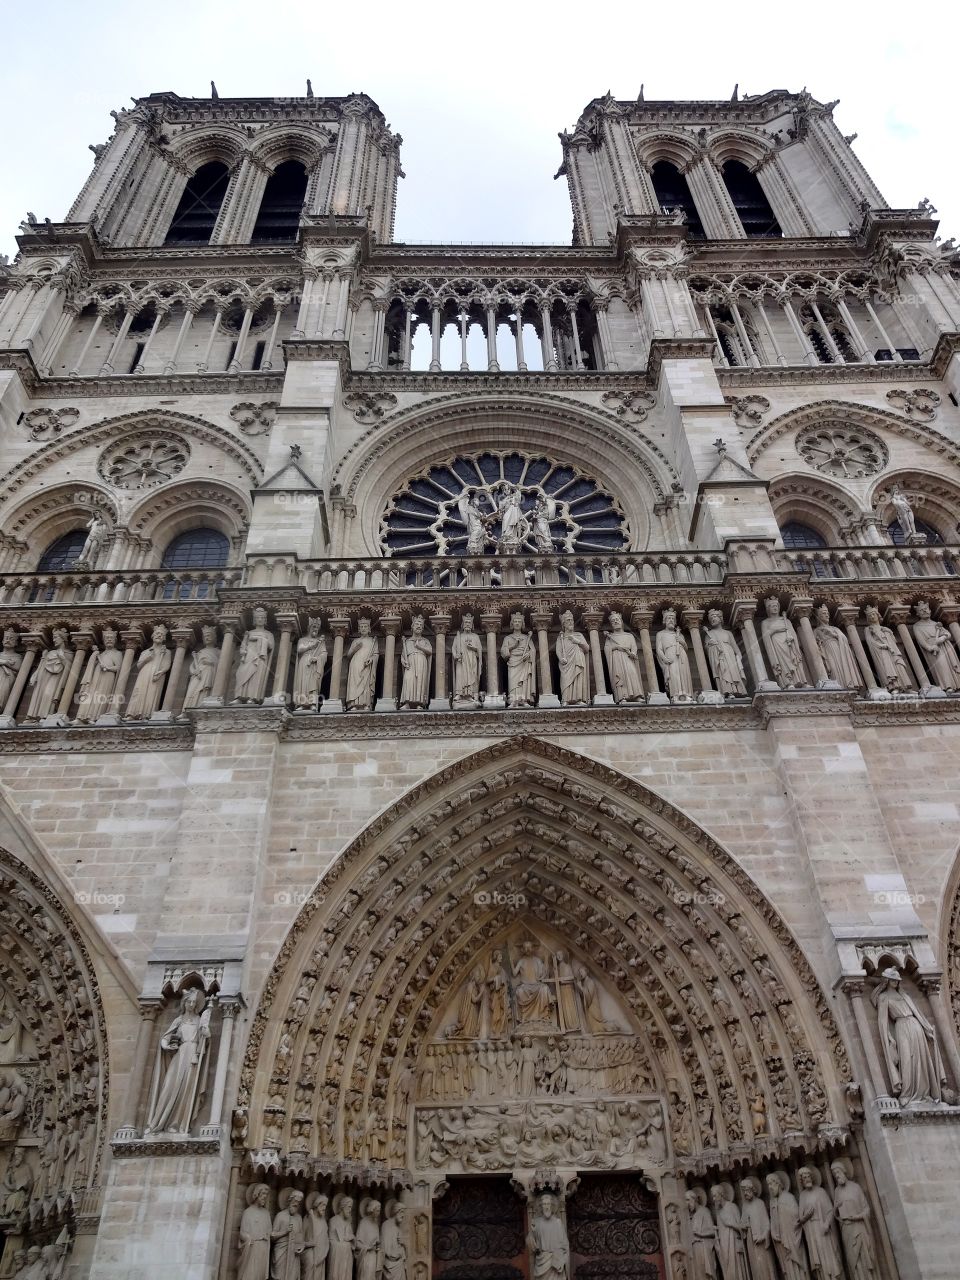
[871,967,947,1105]
[77,514,108,568]
[862,607,912,691]
[0,996,24,1064]
[1,1147,33,1217]
[913,600,960,691]
[813,605,862,688]
[355,1198,382,1280]
[829,1161,877,1280]
[0,629,23,708]
[603,612,644,702]
[345,619,378,711]
[293,619,328,712]
[304,1191,330,1280]
[380,1201,407,1280]
[526,1192,569,1280]
[555,610,589,705]
[182,625,220,710]
[451,613,483,707]
[328,1194,355,1280]
[74,629,122,723]
[501,612,536,707]
[686,1188,718,1280]
[234,608,274,704]
[765,1171,808,1280]
[760,598,807,689]
[656,609,694,702]
[486,950,510,1036]
[272,1188,306,1280]
[796,1167,842,1280]
[457,489,489,555]
[513,941,556,1028]
[238,1184,273,1280]
[399,615,432,709]
[24,629,73,720]
[738,1177,776,1280]
[447,965,485,1039]
[495,482,527,553]
[143,988,212,1135]
[575,964,617,1033]
[554,950,581,1032]
[703,610,746,697]
[124,625,171,719]
[532,495,556,554]
[710,1184,748,1280]
[889,484,919,540]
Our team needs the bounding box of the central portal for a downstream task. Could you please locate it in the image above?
[431,1175,665,1280]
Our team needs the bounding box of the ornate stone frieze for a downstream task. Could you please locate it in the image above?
[20,406,80,441]
[229,401,278,436]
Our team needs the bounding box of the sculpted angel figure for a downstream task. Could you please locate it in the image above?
[760,598,807,689]
[124,625,171,720]
[234,608,274,704]
[603,612,644,703]
[293,618,327,712]
[704,609,747,697]
[532,494,556,554]
[527,1193,569,1280]
[182,625,220,711]
[143,987,211,1135]
[74,629,122,723]
[501,612,536,707]
[345,619,379,711]
[912,600,960,690]
[399,615,432,709]
[555,610,589,705]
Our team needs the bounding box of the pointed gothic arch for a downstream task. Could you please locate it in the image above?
[238,738,853,1187]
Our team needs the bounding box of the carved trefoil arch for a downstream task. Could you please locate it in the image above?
[238,738,853,1190]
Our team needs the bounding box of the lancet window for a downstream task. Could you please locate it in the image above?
[163,162,230,245]
[720,159,782,238]
[251,161,309,244]
[649,161,705,238]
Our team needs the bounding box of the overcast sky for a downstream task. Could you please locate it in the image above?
[1,1,956,260]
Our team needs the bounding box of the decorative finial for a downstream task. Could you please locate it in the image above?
[306,79,314,99]
[731,84,739,102]
[289,443,303,460]
[714,437,728,455]
[638,84,644,102]
[211,81,219,100]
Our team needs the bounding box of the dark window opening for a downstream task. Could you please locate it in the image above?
[163,162,230,245]
[128,342,145,374]
[251,340,266,370]
[225,341,237,370]
[37,529,88,572]
[650,161,705,238]
[780,521,827,549]
[876,348,921,362]
[251,161,308,244]
[721,159,782,237]
[161,527,229,599]
[887,518,943,546]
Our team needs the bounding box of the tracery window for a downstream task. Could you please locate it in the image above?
[779,520,834,577]
[649,161,705,238]
[36,529,87,572]
[380,452,629,557]
[796,425,887,479]
[887,518,943,546]
[163,162,230,245]
[251,161,308,244]
[720,160,781,238]
[161,528,230,569]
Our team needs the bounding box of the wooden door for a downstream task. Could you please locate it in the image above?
[567,1174,665,1280]
[432,1176,529,1280]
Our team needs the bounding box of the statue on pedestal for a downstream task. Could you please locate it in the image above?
[765,1171,806,1280]
[912,600,960,691]
[703,610,746,697]
[24,629,73,720]
[0,629,23,708]
[656,609,694,702]
[738,1177,776,1280]
[796,1167,842,1280]
[399,616,432,710]
[526,1192,569,1280]
[829,1160,877,1280]
[501,612,536,708]
[143,987,211,1136]
[355,1198,382,1280]
[603,612,644,703]
[451,613,483,707]
[125,625,171,719]
[303,1192,330,1280]
[555,610,589,705]
[871,967,948,1105]
[238,1184,273,1280]
[272,1188,306,1280]
[293,619,328,712]
[813,605,862,688]
[686,1188,718,1280]
[760,599,807,689]
[328,1195,355,1280]
[234,608,274,704]
[182,625,220,710]
[863,607,912,691]
[75,629,123,723]
[345,620,378,711]
[380,1201,407,1280]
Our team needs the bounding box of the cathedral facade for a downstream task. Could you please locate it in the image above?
[0,84,959,1280]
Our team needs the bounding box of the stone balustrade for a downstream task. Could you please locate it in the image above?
[2,584,960,728]
[0,566,242,607]
[781,544,959,581]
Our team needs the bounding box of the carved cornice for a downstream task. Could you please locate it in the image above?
[719,361,941,389]
[0,723,193,752]
[110,1135,221,1158]
[0,349,283,398]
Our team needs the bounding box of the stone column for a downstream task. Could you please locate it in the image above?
[320,618,349,713]
[566,304,584,369]
[539,302,557,371]
[157,628,193,718]
[367,300,387,371]
[864,296,902,362]
[57,632,95,721]
[531,612,560,707]
[429,613,451,710]
[835,604,881,695]
[429,301,442,372]
[730,601,778,692]
[781,297,819,364]
[99,306,134,374]
[199,997,243,1141]
[162,302,197,374]
[631,608,667,704]
[481,614,504,708]
[227,306,255,372]
[842,979,890,1102]
[834,296,873,362]
[682,608,720,703]
[485,304,499,371]
[788,598,831,687]
[401,305,413,371]
[134,305,167,373]
[754,298,786,365]
[39,300,80,375]
[376,616,401,712]
[206,624,239,707]
[103,630,142,722]
[266,617,297,706]
[888,605,936,694]
[0,637,40,727]
[921,977,960,1092]
[67,306,106,375]
[112,1001,162,1139]
[592,297,617,370]
[582,611,613,706]
[197,306,224,373]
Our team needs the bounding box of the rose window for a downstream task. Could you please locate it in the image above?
[380,452,629,556]
[98,436,189,489]
[796,425,887,479]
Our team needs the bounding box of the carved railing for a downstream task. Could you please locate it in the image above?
[0,567,242,607]
[781,544,959,580]
[2,579,960,728]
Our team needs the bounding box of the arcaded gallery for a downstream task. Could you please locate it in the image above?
[0,82,960,1280]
